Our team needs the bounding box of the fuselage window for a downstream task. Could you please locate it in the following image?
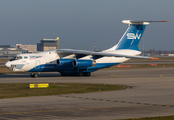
[24,56,28,59]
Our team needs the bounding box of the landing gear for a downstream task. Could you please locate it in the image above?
[60,73,68,76]
[78,72,83,76]
[60,72,91,77]
[30,73,38,78]
[77,72,91,77]
[83,72,91,76]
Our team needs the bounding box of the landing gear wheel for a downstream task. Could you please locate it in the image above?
[30,73,34,77]
[83,72,91,76]
[60,73,67,76]
[31,73,38,78]
[34,73,38,78]
[78,72,83,76]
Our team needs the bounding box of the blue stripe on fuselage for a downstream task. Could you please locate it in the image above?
[28,63,120,73]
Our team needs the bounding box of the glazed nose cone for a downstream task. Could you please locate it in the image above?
[5,61,10,68]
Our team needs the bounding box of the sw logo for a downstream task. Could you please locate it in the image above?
[127,33,141,39]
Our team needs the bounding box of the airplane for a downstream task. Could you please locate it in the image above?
[5,20,168,77]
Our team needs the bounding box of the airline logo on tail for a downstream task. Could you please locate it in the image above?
[127,33,141,39]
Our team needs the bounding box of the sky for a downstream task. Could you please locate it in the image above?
[0,0,173,50]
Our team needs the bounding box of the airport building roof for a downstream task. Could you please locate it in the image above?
[41,39,58,43]
[0,46,28,57]
[0,45,15,48]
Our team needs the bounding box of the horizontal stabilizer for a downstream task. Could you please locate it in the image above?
[122,20,169,25]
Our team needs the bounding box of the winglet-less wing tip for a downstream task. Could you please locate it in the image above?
[162,20,169,22]
[149,58,159,60]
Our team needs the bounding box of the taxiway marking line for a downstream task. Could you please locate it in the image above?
[59,95,174,108]
[0,105,142,115]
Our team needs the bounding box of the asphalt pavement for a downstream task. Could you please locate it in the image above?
[0,67,174,119]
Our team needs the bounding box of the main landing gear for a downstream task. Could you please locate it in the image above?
[60,72,91,77]
[80,72,91,77]
[30,73,38,78]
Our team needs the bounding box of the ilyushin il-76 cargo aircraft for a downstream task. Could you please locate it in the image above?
[5,20,168,77]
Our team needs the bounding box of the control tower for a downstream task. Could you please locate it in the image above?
[37,37,59,51]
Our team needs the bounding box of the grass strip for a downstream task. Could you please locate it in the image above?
[0,83,129,99]
[120,115,174,120]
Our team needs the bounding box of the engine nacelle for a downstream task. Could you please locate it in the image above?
[73,59,96,67]
[57,59,74,67]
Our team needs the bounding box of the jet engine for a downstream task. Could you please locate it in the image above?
[73,59,96,67]
[57,59,74,66]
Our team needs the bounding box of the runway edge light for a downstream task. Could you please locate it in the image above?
[99,88,101,91]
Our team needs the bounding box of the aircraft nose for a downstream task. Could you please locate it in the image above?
[5,61,11,68]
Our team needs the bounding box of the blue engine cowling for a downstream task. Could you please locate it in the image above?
[73,59,96,67]
[57,59,74,66]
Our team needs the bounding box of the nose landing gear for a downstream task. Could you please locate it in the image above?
[31,73,38,78]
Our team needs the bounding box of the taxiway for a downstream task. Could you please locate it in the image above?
[0,67,174,119]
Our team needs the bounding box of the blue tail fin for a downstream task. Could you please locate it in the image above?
[106,20,151,51]
[115,24,146,51]
[106,20,168,51]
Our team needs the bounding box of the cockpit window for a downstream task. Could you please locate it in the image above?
[9,56,23,61]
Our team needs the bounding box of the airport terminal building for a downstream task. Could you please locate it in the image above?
[0,45,28,57]
[16,44,37,53]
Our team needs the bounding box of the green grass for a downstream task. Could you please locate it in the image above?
[120,116,174,120]
[0,83,129,99]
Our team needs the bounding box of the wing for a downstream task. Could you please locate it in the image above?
[56,49,158,60]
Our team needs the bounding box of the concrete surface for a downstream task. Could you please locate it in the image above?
[0,67,174,119]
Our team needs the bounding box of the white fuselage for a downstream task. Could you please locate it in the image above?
[5,49,141,73]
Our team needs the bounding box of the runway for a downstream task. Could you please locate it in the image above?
[0,63,5,66]
[0,67,174,119]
